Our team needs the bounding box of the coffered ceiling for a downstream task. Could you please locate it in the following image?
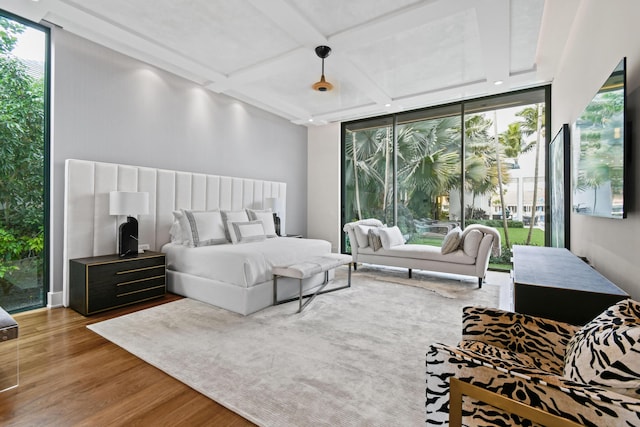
[2,0,578,126]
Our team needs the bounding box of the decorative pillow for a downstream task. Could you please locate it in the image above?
[246,209,277,237]
[441,227,462,254]
[368,228,382,251]
[354,225,376,248]
[174,209,227,247]
[220,210,249,242]
[461,229,483,257]
[564,299,640,396]
[379,226,404,249]
[230,220,266,244]
[170,210,188,245]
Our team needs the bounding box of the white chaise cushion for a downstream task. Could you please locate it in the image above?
[379,226,404,249]
[441,227,462,254]
[354,224,377,248]
[461,229,483,257]
[363,244,475,265]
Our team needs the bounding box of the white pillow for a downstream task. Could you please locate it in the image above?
[229,220,266,244]
[178,209,227,247]
[170,210,188,245]
[461,229,483,257]
[220,210,249,242]
[441,227,462,255]
[246,209,277,237]
[354,224,377,248]
[379,226,405,249]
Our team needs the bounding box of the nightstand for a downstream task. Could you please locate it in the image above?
[69,251,166,315]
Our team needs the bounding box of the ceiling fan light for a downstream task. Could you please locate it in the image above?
[312,74,333,92]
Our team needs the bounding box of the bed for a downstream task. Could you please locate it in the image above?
[162,236,332,315]
[63,159,333,315]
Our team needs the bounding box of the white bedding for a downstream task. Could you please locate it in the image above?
[162,237,331,288]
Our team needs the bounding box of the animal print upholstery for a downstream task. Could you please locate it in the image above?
[564,298,640,398]
[461,306,580,375]
[426,305,640,426]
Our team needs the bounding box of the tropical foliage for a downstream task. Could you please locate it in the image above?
[344,102,546,257]
[0,17,45,305]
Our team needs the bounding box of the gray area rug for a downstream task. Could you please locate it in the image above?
[88,267,500,426]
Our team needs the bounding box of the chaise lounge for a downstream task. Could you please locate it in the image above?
[343,219,500,287]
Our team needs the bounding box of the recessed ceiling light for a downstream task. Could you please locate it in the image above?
[494,80,504,86]
[308,118,314,122]
[385,103,391,107]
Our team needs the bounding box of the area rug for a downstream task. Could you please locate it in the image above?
[87,268,500,426]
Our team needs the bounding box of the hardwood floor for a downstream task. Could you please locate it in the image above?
[0,295,256,426]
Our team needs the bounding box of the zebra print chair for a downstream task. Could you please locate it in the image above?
[426,301,640,426]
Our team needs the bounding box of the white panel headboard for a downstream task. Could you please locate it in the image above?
[62,159,286,307]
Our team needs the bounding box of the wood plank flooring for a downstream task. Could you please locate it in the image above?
[0,295,256,426]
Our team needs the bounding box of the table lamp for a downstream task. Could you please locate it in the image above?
[109,191,149,257]
[265,197,284,236]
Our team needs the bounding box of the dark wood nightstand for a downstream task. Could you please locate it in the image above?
[69,251,166,315]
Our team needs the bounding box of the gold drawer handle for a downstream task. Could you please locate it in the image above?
[116,265,164,274]
[116,275,165,287]
[117,285,165,298]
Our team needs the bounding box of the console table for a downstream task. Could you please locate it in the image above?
[512,245,628,325]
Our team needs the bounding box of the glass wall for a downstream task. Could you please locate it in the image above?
[342,86,550,266]
[0,13,49,312]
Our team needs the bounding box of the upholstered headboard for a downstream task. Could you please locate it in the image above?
[62,159,286,306]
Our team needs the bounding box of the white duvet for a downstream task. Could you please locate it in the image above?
[162,237,331,288]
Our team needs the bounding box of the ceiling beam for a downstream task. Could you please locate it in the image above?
[43,0,227,84]
[206,48,308,93]
[247,0,326,47]
[329,0,476,51]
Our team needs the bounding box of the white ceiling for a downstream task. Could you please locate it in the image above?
[2,0,578,126]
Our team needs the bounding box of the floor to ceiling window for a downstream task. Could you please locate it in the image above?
[0,12,49,312]
[342,86,550,267]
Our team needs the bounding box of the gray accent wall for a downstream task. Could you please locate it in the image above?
[551,1,640,300]
[50,29,307,301]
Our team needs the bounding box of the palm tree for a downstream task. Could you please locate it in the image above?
[493,111,511,248]
[462,114,497,214]
[516,104,544,244]
[344,126,392,221]
[397,117,460,221]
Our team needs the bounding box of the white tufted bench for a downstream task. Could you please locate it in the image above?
[272,253,353,313]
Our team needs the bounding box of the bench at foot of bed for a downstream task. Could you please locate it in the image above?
[272,253,353,313]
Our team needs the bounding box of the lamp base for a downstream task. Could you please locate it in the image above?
[118,216,139,257]
[272,213,281,236]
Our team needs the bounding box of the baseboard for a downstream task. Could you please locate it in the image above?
[47,291,63,308]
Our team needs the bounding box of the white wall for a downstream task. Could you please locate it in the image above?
[307,123,341,251]
[551,0,640,299]
[50,29,307,301]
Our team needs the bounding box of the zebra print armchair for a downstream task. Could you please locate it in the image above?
[426,302,640,426]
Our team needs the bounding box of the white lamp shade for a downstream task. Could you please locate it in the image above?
[109,191,149,216]
[265,197,283,214]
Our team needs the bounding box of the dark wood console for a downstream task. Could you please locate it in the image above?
[512,245,628,325]
[69,251,166,315]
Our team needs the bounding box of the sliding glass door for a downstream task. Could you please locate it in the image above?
[342,87,549,267]
[0,13,49,312]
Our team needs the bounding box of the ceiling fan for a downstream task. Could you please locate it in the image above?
[312,45,333,92]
